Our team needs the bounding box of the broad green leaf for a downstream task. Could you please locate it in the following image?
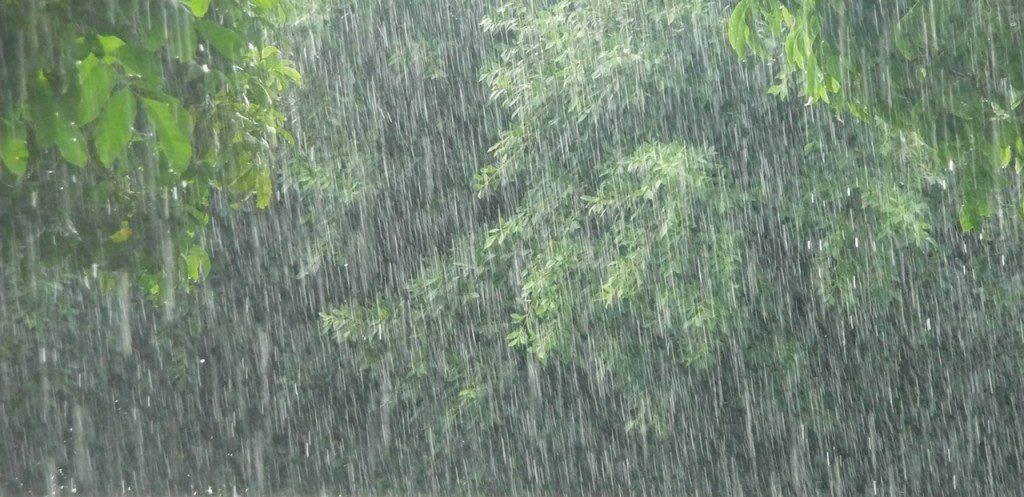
[183,244,211,282]
[78,55,116,125]
[278,65,302,85]
[139,24,170,51]
[184,204,210,226]
[28,72,58,147]
[143,98,193,175]
[894,2,924,60]
[167,8,198,61]
[0,121,29,176]
[118,45,162,81]
[727,0,750,57]
[186,0,211,17]
[55,117,89,167]
[195,20,245,61]
[255,167,273,208]
[97,35,126,54]
[959,207,979,232]
[95,89,137,166]
[959,183,993,231]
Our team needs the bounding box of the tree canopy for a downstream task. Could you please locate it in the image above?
[728,0,1024,229]
[0,0,302,296]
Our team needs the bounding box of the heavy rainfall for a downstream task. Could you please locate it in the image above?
[1,0,1023,495]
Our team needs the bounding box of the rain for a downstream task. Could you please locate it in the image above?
[1,0,1023,495]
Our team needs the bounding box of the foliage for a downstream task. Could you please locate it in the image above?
[0,0,302,294]
[728,0,1024,230]
[315,0,1024,492]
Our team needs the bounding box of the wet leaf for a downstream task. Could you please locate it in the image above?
[727,0,750,57]
[95,89,137,167]
[97,34,126,54]
[109,222,133,243]
[55,117,89,167]
[195,20,245,61]
[256,167,273,208]
[186,0,211,18]
[183,244,211,282]
[77,54,116,125]
[143,98,193,175]
[117,45,161,81]
[0,121,29,177]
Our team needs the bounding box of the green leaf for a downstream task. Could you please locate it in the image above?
[278,65,302,85]
[185,0,211,17]
[55,117,89,167]
[255,167,273,208]
[95,89,137,166]
[117,45,162,81]
[959,207,979,232]
[78,55,116,125]
[727,0,750,57]
[767,83,788,98]
[109,221,133,243]
[167,8,198,61]
[183,244,211,282]
[894,2,924,60]
[97,35,126,54]
[139,272,162,297]
[28,72,58,148]
[0,121,29,177]
[959,188,992,232]
[195,20,245,61]
[143,98,193,175]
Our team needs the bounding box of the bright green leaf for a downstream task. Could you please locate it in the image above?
[109,221,133,243]
[255,167,273,208]
[278,65,302,85]
[95,89,137,166]
[78,55,116,125]
[195,20,245,61]
[727,0,750,57]
[55,117,89,167]
[143,98,193,175]
[117,45,162,81]
[0,121,29,177]
[185,0,211,17]
[97,35,126,54]
[184,244,211,282]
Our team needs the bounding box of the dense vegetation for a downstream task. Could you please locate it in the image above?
[0,0,303,295]
[2,0,1023,495]
[729,0,1024,229]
